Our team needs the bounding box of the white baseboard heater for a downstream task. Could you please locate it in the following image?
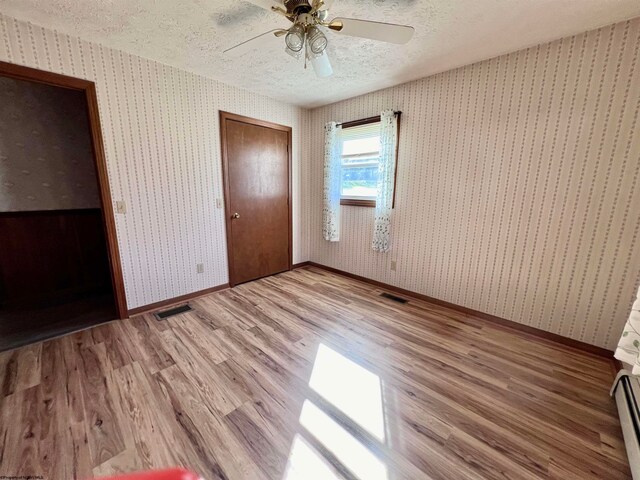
[611,370,640,478]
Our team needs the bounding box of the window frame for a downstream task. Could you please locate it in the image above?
[339,114,401,208]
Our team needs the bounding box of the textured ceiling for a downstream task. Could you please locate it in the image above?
[1,0,639,107]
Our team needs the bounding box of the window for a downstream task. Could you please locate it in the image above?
[339,116,399,207]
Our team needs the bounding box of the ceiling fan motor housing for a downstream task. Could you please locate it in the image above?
[284,0,313,15]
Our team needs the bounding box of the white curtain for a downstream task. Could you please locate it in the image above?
[615,284,640,374]
[372,110,397,252]
[323,121,342,242]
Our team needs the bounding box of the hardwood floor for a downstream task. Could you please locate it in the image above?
[0,267,630,479]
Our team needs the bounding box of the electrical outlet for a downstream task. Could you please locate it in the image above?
[196,263,204,274]
[115,200,126,214]
[216,198,223,209]
[390,260,397,272]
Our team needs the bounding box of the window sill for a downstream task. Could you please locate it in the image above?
[340,198,376,207]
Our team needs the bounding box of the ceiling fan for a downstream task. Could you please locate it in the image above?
[223,0,415,78]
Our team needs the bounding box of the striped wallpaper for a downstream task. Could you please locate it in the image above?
[0,13,309,310]
[307,18,640,350]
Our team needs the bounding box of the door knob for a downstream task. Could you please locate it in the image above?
[232,212,240,219]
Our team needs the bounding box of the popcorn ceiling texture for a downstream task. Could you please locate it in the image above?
[307,18,640,350]
[0,13,310,309]
[0,0,639,107]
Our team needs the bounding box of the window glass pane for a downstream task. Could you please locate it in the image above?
[341,165,378,198]
[342,156,378,166]
[342,136,380,156]
[340,122,381,141]
[340,121,381,199]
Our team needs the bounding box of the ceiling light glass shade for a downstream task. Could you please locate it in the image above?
[310,50,333,77]
[306,26,328,55]
[285,44,302,59]
[285,23,305,52]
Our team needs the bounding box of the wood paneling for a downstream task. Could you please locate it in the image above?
[0,207,118,349]
[0,209,111,304]
[0,267,629,479]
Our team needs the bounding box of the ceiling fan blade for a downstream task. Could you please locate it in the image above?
[328,18,414,44]
[242,0,282,12]
[223,29,284,56]
[310,51,333,78]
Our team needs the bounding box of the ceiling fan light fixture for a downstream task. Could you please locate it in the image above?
[224,1,415,78]
[285,44,303,59]
[306,26,328,55]
[310,50,333,77]
[285,23,306,52]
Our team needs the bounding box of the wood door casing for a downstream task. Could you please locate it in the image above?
[220,112,292,286]
[0,61,128,318]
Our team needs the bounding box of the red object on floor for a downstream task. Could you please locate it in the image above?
[99,468,202,480]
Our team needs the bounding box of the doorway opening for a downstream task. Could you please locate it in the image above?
[0,62,127,351]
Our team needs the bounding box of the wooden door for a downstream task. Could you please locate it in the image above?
[220,112,292,286]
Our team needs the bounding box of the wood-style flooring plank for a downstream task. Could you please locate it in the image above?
[0,267,631,479]
[77,342,126,468]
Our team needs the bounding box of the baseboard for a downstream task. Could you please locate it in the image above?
[127,283,230,316]
[128,262,616,366]
[129,262,308,316]
[304,261,615,360]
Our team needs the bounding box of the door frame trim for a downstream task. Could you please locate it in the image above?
[219,111,293,287]
[0,61,128,318]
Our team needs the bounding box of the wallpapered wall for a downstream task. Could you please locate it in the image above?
[308,18,640,350]
[0,13,309,310]
[2,12,639,349]
[0,76,100,211]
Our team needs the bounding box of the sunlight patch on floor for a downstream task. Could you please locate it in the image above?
[282,434,343,480]
[309,343,385,441]
[299,400,388,480]
[283,343,389,480]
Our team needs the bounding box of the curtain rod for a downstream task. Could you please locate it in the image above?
[336,110,402,127]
